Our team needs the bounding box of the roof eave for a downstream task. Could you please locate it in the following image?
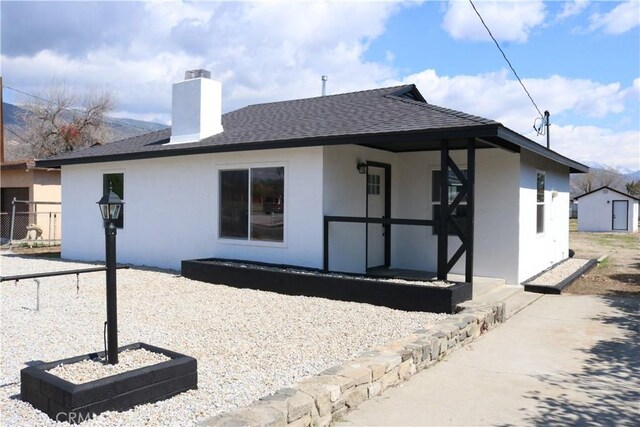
[496,126,589,173]
[36,125,502,167]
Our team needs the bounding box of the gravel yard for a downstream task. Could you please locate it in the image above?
[0,254,447,426]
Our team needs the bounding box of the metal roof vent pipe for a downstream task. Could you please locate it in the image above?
[321,75,328,96]
[168,69,223,144]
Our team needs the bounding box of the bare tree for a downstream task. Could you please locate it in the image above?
[626,180,640,196]
[18,85,115,158]
[573,167,624,194]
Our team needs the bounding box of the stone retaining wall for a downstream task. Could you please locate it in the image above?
[200,303,506,427]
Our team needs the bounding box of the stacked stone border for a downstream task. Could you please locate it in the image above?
[200,302,505,427]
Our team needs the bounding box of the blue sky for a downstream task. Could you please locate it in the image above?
[1,0,639,170]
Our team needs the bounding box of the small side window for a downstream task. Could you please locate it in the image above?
[536,171,545,234]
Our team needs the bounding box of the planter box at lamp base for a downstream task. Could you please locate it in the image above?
[20,342,197,423]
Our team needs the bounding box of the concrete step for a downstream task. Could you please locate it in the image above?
[446,274,506,299]
[473,284,522,305]
[471,277,507,299]
[457,284,543,319]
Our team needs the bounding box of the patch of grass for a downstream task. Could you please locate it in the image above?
[579,232,639,250]
[598,257,610,269]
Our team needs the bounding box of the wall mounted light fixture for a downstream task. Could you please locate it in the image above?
[357,162,367,174]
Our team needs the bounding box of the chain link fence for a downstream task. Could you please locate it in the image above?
[0,200,61,247]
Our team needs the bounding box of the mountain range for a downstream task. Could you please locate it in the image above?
[2,101,168,161]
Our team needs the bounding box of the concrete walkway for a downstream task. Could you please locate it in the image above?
[338,294,639,426]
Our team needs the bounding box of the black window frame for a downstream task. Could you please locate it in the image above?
[219,166,285,243]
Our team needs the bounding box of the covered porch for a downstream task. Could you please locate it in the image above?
[323,138,478,284]
[321,123,585,285]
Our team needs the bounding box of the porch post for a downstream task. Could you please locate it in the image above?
[323,216,329,272]
[465,138,476,284]
[437,140,449,280]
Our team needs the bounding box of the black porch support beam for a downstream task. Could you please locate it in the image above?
[323,216,329,272]
[448,157,468,186]
[437,140,449,280]
[447,243,467,273]
[465,138,476,284]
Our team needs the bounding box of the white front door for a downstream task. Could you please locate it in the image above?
[612,200,628,230]
[367,167,386,268]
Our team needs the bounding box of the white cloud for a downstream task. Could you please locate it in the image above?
[557,0,589,21]
[589,0,640,35]
[402,69,632,130]
[2,1,402,120]
[442,0,546,43]
[398,68,639,169]
[538,125,640,171]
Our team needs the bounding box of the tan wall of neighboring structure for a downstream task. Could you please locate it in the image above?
[1,164,62,241]
[1,168,36,189]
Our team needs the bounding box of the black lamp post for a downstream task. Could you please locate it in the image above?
[97,187,124,365]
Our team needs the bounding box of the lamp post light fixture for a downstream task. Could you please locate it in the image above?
[97,187,124,365]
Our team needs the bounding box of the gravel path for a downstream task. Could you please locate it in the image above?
[0,254,447,426]
[528,258,590,285]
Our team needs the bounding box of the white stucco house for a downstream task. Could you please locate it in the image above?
[37,70,588,285]
[575,186,639,232]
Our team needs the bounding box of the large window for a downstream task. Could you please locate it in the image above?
[103,173,124,228]
[219,166,284,242]
[432,169,467,236]
[536,171,545,234]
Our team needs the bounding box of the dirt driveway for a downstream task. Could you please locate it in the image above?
[567,222,639,295]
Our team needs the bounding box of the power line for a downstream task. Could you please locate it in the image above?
[5,127,29,144]
[2,85,153,132]
[468,0,544,118]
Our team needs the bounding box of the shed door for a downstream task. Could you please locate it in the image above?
[612,200,628,230]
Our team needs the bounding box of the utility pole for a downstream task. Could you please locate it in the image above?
[544,110,550,149]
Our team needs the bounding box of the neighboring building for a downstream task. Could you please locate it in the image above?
[37,70,588,285]
[0,159,62,242]
[575,186,639,233]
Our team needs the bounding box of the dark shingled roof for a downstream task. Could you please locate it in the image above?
[36,84,588,173]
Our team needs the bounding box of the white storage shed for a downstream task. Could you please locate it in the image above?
[575,186,639,232]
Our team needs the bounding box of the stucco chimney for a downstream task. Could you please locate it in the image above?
[169,69,223,144]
